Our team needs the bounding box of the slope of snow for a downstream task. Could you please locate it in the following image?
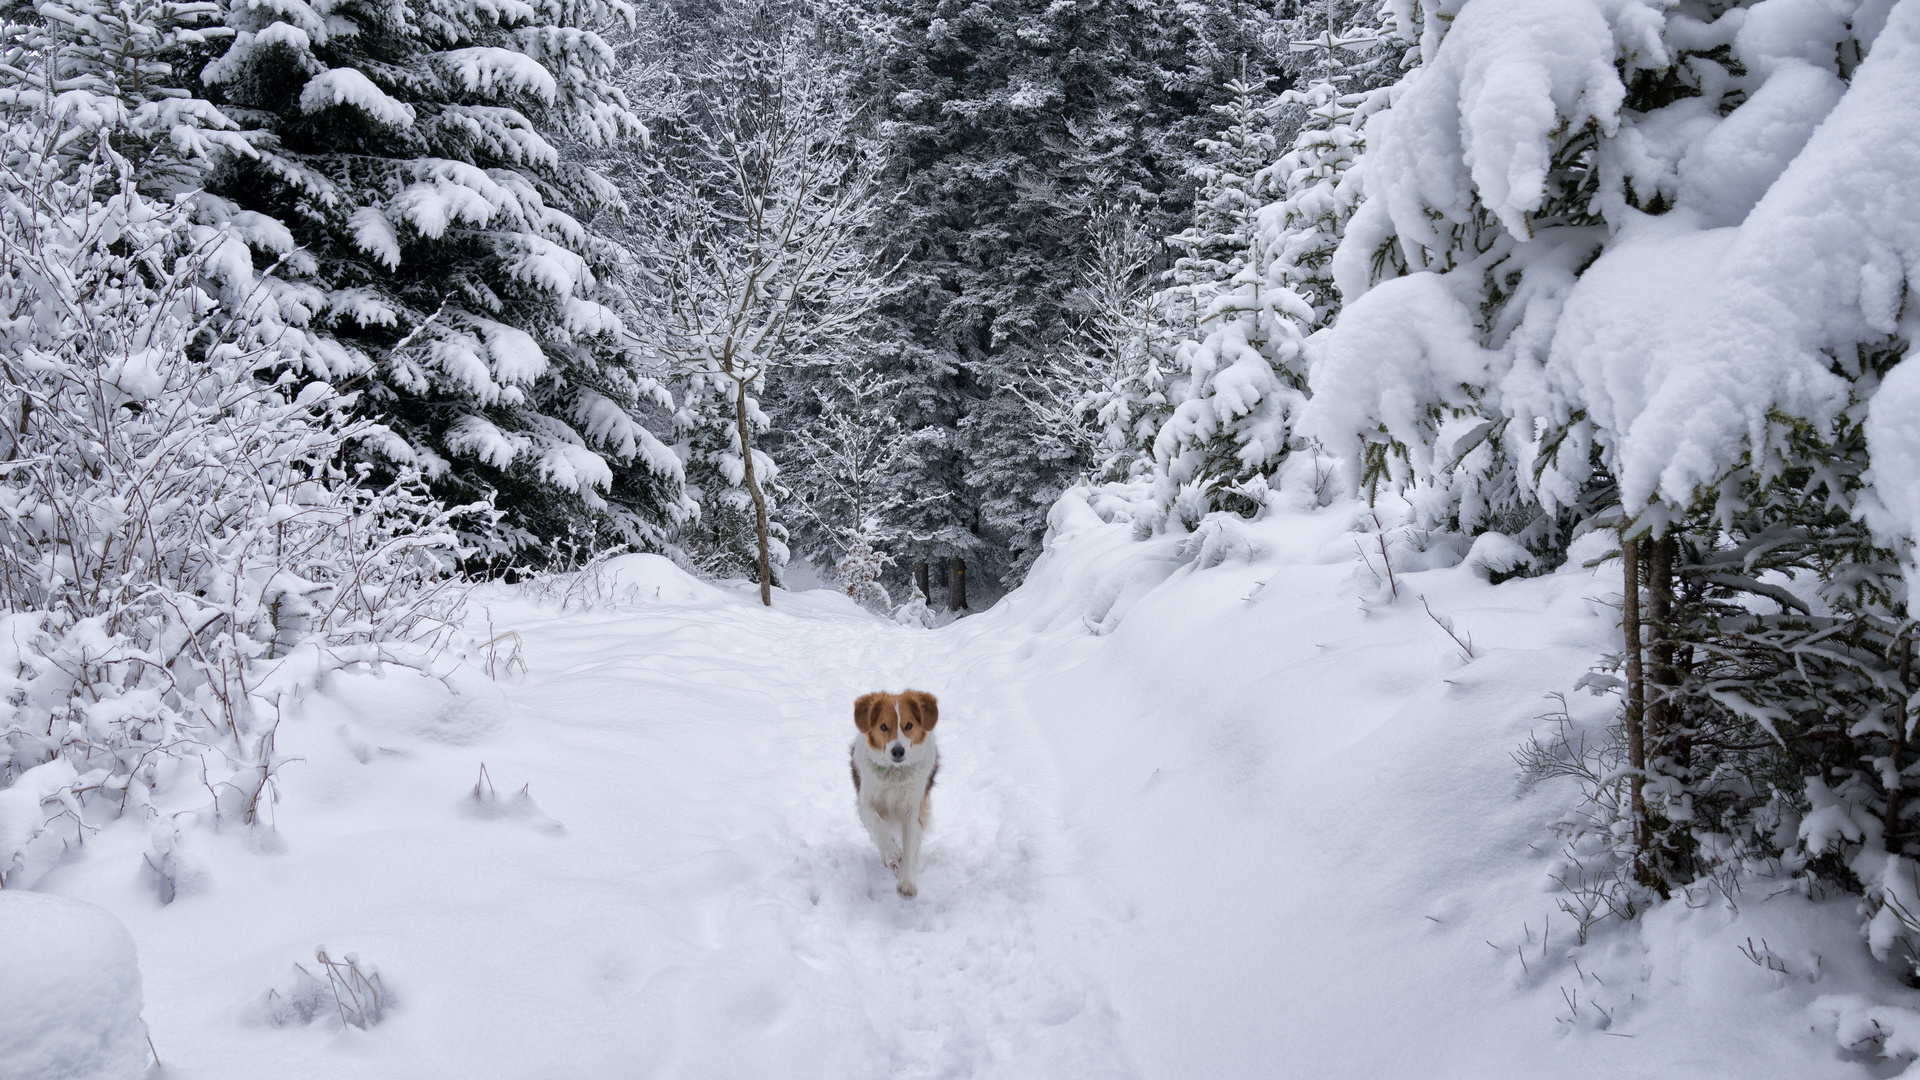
[0,891,149,1080]
[27,513,1919,1075]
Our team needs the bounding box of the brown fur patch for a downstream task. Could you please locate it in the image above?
[853,692,884,734]
[918,758,938,826]
[849,747,861,794]
[902,689,938,733]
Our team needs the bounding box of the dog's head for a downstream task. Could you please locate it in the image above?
[854,690,938,764]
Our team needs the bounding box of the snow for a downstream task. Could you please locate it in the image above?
[1301,270,1498,489]
[1365,0,1624,249]
[445,414,526,469]
[436,48,558,103]
[298,69,417,129]
[0,757,79,885]
[389,173,498,239]
[479,319,549,385]
[17,485,1920,1076]
[1734,0,1851,79]
[1674,60,1845,228]
[1539,0,1920,513]
[0,891,149,1080]
[1865,359,1920,559]
[347,207,401,269]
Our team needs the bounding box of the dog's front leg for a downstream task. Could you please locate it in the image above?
[858,799,901,871]
[896,806,922,898]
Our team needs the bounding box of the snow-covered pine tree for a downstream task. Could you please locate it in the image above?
[0,0,254,197]
[1310,0,1920,960]
[1144,76,1314,526]
[622,31,888,605]
[1265,5,1397,327]
[1161,77,1272,327]
[1297,0,1595,546]
[194,0,685,566]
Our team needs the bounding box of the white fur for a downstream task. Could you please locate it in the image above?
[852,728,937,898]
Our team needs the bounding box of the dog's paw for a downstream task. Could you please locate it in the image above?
[884,855,901,872]
[896,880,917,899]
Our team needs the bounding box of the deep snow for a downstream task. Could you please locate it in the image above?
[25,494,1920,1077]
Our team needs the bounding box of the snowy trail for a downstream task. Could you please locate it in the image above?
[228,558,1136,1079]
[39,509,1916,1078]
[489,583,1130,1078]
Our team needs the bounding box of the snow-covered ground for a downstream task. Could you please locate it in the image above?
[28,495,1920,1077]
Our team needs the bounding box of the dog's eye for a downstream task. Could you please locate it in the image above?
[903,723,912,731]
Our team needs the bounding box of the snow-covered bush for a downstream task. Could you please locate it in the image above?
[0,110,468,886]
[260,947,388,1030]
[891,587,935,629]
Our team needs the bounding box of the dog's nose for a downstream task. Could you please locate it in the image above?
[890,745,905,761]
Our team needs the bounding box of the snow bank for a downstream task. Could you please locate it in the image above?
[23,483,1920,1076]
[0,892,148,1080]
[977,493,1920,1077]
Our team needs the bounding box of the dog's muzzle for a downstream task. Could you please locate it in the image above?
[889,744,906,761]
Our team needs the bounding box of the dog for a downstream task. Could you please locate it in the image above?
[850,689,939,898]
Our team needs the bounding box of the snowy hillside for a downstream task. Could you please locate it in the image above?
[11,489,1914,1077]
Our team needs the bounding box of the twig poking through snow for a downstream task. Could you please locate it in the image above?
[1420,594,1476,661]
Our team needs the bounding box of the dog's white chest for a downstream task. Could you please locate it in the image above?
[854,741,936,821]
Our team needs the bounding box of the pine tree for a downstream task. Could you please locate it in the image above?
[195,0,685,565]
[1018,201,1161,483]
[0,0,254,197]
[1162,77,1273,321]
[850,0,1285,592]
[1265,10,1395,326]
[1143,76,1314,525]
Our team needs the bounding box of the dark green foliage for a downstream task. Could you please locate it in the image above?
[198,0,687,566]
[847,0,1285,587]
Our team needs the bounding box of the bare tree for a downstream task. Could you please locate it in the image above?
[624,35,889,605]
[1013,202,1162,483]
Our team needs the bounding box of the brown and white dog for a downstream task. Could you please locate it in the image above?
[850,689,939,898]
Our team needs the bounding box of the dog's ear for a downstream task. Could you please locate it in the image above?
[854,693,884,733]
[903,690,938,731]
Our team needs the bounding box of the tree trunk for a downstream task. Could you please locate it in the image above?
[1622,532,1649,874]
[1889,630,1913,845]
[913,559,930,601]
[947,556,967,612]
[1646,535,1674,767]
[1646,534,1679,881]
[733,379,774,607]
